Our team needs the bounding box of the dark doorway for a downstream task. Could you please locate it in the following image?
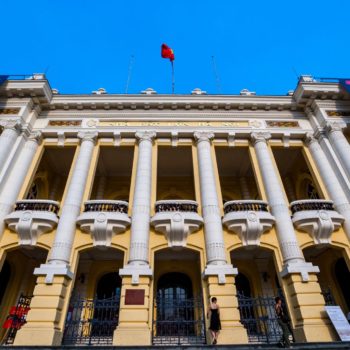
[335,258,350,310]
[96,272,121,299]
[0,261,11,305]
[235,272,252,297]
[153,272,205,345]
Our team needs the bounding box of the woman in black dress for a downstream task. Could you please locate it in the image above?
[207,297,221,344]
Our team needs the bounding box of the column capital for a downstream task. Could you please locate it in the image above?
[193,131,215,144]
[304,132,318,146]
[0,118,22,132]
[324,121,347,135]
[27,131,42,144]
[250,132,271,145]
[135,130,156,143]
[78,131,98,144]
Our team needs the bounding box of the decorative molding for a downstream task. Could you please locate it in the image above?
[0,118,22,132]
[326,110,350,117]
[0,108,20,115]
[48,120,82,127]
[266,121,299,128]
[324,121,347,134]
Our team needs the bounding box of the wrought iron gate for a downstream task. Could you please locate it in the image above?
[152,296,206,345]
[2,294,32,345]
[62,294,120,345]
[237,293,293,344]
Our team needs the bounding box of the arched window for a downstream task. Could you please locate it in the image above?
[26,181,39,199]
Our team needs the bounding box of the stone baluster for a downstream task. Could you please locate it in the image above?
[119,131,155,284]
[0,132,42,240]
[251,132,318,280]
[194,131,236,283]
[34,132,97,282]
[305,132,350,240]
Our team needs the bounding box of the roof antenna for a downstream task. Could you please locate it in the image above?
[125,55,134,94]
[211,55,222,94]
[292,66,299,80]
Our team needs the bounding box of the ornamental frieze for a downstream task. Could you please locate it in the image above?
[0,108,20,115]
[48,120,82,126]
[265,121,299,128]
[327,110,350,117]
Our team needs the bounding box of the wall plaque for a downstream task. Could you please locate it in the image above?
[125,289,145,305]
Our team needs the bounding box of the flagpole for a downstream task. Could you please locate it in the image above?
[171,61,175,94]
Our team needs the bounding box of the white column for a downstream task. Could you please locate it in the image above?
[0,131,42,240]
[34,131,97,283]
[119,131,155,284]
[251,132,319,281]
[194,131,237,283]
[305,132,350,240]
[239,177,251,199]
[325,121,350,179]
[0,119,22,170]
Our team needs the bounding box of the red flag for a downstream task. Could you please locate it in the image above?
[161,43,175,62]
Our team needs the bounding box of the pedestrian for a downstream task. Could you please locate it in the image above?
[275,296,291,348]
[207,297,221,345]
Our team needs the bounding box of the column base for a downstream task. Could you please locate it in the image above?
[283,273,337,342]
[14,327,63,346]
[119,263,153,285]
[206,275,248,344]
[13,275,71,346]
[204,263,238,284]
[281,261,319,282]
[113,326,151,346]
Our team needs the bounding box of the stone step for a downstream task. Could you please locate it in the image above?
[1,342,350,350]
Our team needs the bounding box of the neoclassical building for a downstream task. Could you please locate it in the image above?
[0,75,349,346]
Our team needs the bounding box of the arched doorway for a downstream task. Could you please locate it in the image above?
[335,258,350,310]
[153,249,206,345]
[231,247,291,344]
[62,248,123,345]
[303,246,350,313]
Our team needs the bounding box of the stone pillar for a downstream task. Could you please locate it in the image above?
[194,131,237,281]
[114,131,155,346]
[239,177,251,199]
[305,132,350,240]
[34,131,98,280]
[119,131,155,283]
[251,132,336,342]
[0,131,42,240]
[14,132,97,346]
[0,119,22,170]
[325,121,350,179]
[194,132,248,345]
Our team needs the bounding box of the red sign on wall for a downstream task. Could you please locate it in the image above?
[125,289,145,305]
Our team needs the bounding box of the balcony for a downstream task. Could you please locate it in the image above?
[5,200,59,246]
[291,200,344,245]
[76,200,130,248]
[150,200,203,248]
[222,200,275,247]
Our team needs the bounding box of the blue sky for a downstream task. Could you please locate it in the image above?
[1,0,349,95]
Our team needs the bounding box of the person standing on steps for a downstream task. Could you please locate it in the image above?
[275,296,291,348]
[207,297,221,345]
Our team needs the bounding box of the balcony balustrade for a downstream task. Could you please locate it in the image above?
[151,200,203,248]
[5,200,59,246]
[222,200,275,247]
[290,199,344,244]
[76,200,130,248]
